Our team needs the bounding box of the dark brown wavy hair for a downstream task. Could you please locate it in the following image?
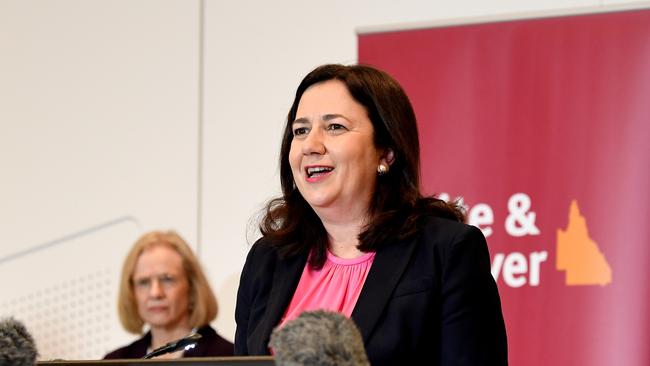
[260,64,464,269]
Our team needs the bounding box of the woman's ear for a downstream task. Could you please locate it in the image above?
[381,148,395,166]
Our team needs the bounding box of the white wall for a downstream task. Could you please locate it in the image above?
[2,0,648,360]
[1,0,201,359]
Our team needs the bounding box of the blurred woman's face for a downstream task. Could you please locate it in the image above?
[132,245,191,332]
[289,80,382,220]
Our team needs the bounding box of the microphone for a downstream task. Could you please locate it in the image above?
[0,317,38,366]
[143,332,202,359]
[269,310,369,366]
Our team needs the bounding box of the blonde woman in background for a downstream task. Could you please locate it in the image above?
[104,230,233,359]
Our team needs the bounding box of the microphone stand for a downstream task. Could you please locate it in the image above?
[143,332,202,359]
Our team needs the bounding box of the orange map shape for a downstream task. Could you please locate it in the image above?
[556,200,612,286]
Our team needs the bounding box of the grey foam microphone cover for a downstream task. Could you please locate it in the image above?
[269,310,370,366]
[0,317,38,366]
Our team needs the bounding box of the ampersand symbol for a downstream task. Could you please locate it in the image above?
[505,193,540,237]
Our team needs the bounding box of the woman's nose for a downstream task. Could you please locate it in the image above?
[149,279,164,298]
[301,128,326,155]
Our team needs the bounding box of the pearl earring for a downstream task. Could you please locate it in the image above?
[377,164,388,175]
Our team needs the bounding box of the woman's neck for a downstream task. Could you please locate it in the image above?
[319,213,367,259]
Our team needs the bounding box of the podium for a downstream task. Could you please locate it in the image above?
[37,357,275,366]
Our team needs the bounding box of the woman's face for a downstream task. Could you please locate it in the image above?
[289,80,383,219]
[132,245,191,332]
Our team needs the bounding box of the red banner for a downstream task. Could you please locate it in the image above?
[359,9,650,366]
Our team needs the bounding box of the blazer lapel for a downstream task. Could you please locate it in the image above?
[250,250,307,353]
[351,236,419,343]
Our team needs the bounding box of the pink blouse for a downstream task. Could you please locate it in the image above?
[279,250,376,327]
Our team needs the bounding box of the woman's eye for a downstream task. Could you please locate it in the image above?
[160,275,177,286]
[134,278,150,289]
[327,123,346,131]
[293,127,308,136]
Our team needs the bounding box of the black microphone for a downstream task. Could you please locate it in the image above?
[143,332,202,359]
[0,317,38,366]
[269,310,370,366]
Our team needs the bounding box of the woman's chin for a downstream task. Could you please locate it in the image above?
[145,317,173,329]
[304,197,336,211]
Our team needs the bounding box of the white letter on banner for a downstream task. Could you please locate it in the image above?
[468,203,494,238]
[505,193,540,237]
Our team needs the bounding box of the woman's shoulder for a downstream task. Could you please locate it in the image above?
[200,324,233,343]
[244,236,310,268]
[103,333,149,359]
[418,215,485,246]
[239,237,283,282]
[245,237,281,262]
[191,325,234,356]
[407,216,490,271]
[197,324,227,340]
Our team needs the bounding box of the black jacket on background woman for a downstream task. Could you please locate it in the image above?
[104,325,233,359]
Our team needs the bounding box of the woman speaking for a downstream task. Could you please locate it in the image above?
[235,64,508,365]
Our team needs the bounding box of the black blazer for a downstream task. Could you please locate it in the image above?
[235,216,507,366]
[104,325,233,359]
